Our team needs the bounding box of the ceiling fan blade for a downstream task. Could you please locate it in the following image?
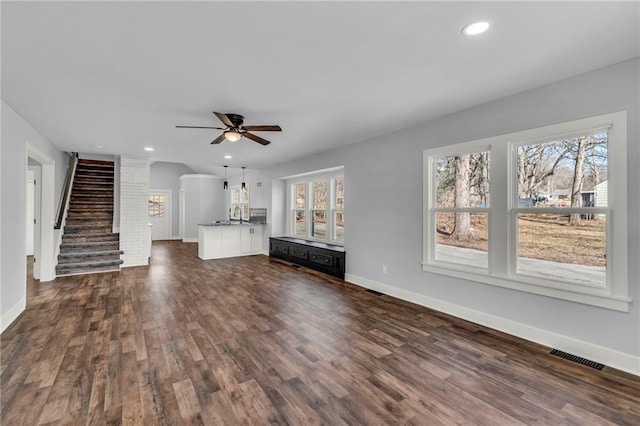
[242,132,271,146]
[242,125,282,132]
[176,125,225,129]
[213,112,234,128]
[210,133,226,144]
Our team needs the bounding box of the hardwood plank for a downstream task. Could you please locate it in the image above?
[1,241,638,425]
[172,378,201,420]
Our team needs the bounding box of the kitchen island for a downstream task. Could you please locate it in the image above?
[198,222,264,260]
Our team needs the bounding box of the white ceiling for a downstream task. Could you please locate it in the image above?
[3,1,638,176]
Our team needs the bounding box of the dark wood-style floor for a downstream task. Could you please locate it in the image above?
[2,241,638,425]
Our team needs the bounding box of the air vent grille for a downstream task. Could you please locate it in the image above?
[550,349,604,370]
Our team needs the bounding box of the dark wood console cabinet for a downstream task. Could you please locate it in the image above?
[269,237,345,279]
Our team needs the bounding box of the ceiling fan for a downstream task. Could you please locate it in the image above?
[176,112,281,145]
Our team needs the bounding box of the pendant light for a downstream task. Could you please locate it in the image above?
[223,165,228,190]
[241,166,246,190]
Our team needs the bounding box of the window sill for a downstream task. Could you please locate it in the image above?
[422,263,630,312]
[287,235,344,247]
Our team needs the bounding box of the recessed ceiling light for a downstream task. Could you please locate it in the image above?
[462,20,491,36]
[224,155,232,159]
[144,147,154,152]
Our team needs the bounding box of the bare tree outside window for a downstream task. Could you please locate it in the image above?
[425,112,628,307]
[514,132,608,283]
[434,151,490,266]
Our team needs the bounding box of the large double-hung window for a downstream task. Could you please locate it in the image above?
[288,171,344,245]
[423,112,629,311]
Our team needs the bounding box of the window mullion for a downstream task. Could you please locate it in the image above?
[328,176,334,242]
[307,181,312,239]
[490,144,509,276]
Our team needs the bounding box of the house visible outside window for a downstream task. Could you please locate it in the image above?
[230,186,249,221]
[423,112,628,311]
[287,170,344,245]
[148,195,165,216]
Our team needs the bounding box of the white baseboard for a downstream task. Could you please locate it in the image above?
[183,238,198,243]
[1,298,26,333]
[345,273,639,377]
[170,236,183,240]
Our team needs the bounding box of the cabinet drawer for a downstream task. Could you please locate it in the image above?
[309,251,334,267]
[289,246,308,260]
[271,242,289,255]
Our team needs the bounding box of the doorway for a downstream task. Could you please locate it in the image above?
[26,169,35,256]
[148,190,171,240]
[179,189,185,239]
[26,145,56,281]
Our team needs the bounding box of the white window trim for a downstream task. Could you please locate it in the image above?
[230,185,249,221]
[286,170,344,245]
[423,112,629,312]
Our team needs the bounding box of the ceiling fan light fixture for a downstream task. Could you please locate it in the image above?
[177,112,280,145]
[224,130,242,142]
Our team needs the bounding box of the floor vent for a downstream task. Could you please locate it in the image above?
[550,349,604,370]
[365,289,385,296]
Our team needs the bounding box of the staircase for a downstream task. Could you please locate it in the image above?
[56,159,124,276]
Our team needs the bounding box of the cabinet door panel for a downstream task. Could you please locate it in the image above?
[240,226,252,253]
[222,226,241,254]
[251,226,263,253]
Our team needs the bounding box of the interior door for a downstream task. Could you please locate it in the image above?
[148,190,171,240]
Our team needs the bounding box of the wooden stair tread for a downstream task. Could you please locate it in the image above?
[73,177,114,182]
[56,258,123,267]
[77,159,114,165]
[62,237,120,244]
[59,249,123,257]
[64,224,112,229]
[61,245,120,254]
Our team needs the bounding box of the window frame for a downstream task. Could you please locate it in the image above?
[423,112,629,311]
[230,185,250,221]
[428,148,491,273]
[286,171,344,245]
[148,194,165,217]
[332,176,345,242]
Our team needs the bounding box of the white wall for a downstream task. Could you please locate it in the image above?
[259,59,640,374]
[1,100,68,332]
[150,161,195,238]
[179,175,226,241]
